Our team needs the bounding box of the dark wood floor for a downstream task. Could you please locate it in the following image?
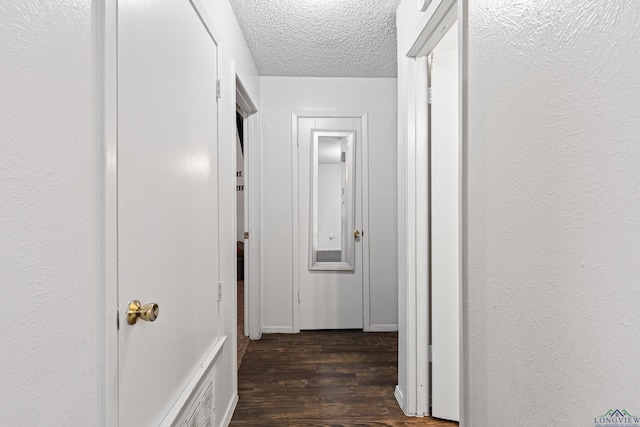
[231,330,458,426]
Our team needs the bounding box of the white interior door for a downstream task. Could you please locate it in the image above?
[117,1,220,425]
[298,117,363,330]
[430,20,460,422]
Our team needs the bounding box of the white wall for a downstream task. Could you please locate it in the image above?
[467,0,640,424]
[0,0,260,424]
[397,0,640,423]
[260,77,398,331]
[0,1,98,424]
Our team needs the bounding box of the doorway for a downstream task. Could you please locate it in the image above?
[234,73,260,361]
[398,0,464,421]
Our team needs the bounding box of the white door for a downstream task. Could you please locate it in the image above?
[430,20,460,422]
[297,117,364,330]
[117,1,220,425]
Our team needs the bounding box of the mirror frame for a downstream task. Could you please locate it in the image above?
[308,129,356,271]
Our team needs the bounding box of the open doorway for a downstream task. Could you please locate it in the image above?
[235,108,249,366]
[234,73,259,369]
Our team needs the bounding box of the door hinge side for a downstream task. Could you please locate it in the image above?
[427,87,432,104]
[216,79,221,100]
[428,344,432,362]
[298,290,300,304]
[217,281,223,302]
[116,308,120,330]
[244,231,249,240]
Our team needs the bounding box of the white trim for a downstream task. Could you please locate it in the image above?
[220,392,239,427]
[188,0,222,45]
[403,57,419,416]
[291,111,371,333]
[407,0,458,57]
[235,74,257,114]
[261,326,296,334]
[415,56,430,417]
[158,336,227,426]
[459,0,470,424]
[394,385,405,414]
[245,113,262,341]
[368,324,398,332]
[291,113,301,333]
[399,0,464,421]
[360,113,371,332]
[233,67,262,342]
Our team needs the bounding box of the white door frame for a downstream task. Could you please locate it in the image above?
[233,68,262,341]
[291,111,371,333]
[397,0,469,422]
[100,0,225,423]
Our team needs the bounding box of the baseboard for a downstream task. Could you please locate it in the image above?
[221,392,238,427]
[261,326,295,334]
[394,385,406,415]
[368,324,399,332]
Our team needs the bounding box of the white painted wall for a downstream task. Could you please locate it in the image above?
[0,1,98,424]
[260,77,398,331]
[0,0,259,424]
[467,1,640,424]
[397,0,640,423]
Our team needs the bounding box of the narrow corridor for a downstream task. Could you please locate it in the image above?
[231,330,459,426]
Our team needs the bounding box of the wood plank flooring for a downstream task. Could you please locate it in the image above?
[231,330,458,426]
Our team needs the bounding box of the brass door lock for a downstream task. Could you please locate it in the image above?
[127,300,159,325]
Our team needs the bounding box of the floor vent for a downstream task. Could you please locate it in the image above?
[180,370,216,426]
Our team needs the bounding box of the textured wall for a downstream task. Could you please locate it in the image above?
[468,0,640,424]
[229,0,401,77]
[0,0,99,424]
[260,77,398,331]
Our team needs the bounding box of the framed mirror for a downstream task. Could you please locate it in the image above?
[309,130,356,271]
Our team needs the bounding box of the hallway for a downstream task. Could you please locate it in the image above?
[231,331,458,426]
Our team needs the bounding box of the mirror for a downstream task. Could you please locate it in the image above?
[309,130,356,270]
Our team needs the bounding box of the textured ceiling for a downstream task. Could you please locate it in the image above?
[229,0,401,78]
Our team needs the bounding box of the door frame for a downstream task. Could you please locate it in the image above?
[397,0,469,422]
[100,0,224,424]
[233,68,261,341]
[291,111,371,333]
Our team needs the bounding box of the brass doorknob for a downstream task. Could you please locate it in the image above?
[354,230,360,238]
[127,300,159,325]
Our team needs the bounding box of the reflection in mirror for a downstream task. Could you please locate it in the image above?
[310,130,355,271]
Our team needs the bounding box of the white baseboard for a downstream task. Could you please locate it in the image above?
[368,324,399,332]
[221,392,238,427]
[395,385,406,414]
[261,326,295,334]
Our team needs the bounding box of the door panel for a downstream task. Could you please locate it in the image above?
[298,117,363,330]
[430,20,460,422]
[118,0,219,424]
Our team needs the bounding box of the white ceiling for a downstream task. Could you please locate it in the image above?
[228,0,401,78]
